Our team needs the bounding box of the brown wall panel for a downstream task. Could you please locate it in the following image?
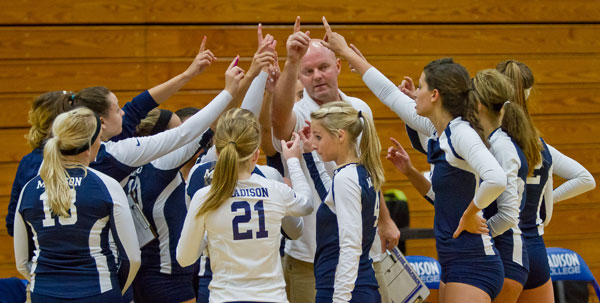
[1,55,597,94]
[3,0,600,24]
[2,83,600,128]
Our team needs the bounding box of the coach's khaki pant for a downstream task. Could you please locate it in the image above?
[283,254,391,303]
[283,254,316,303]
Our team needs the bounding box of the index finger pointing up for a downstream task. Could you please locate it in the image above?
[199,36,207,53]
[322,16,332,33]
[294,16,301,33]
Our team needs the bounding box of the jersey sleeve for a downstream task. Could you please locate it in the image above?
[240,71,268,117]
[362,67,436,138]
[548,144,596,203]
[99,173,141,294]
[303,151,332,202]
[281,158,314,217]
[152,129,214,170]
[102,90,232,169]
[177,189,208,267]
[110,90,159,142]
[6,158,38,237]
[487,144,521,237]
[453,126,507,209]
[13,187,31,281]
[281,216,304,240]
[332,169,363,302]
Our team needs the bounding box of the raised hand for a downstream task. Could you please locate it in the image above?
[224,56,245,96]
[321,16,350,54]
[265,52,281,93]
[183,36,217,79]
[257,23,278,54]
[281,132,302,160]
[399,76,417,100]
[247,37,277,78]
[298,122,313,153]
[348,44,366,73]
[386,137,414,175]
[286,16,311,63]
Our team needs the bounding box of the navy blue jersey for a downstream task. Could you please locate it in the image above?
[312,163,379,301]
[127,166,192,275]
[6,91,156,237]
[520,138,553,238]
[428,124,499,262]
[110,90,158,142]
[125,129,212,275]
[6,148,43,236]
[14,167,140,299]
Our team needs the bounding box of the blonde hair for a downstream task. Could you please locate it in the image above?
[310,101,385,190]
[135,108,161,136]
[40,107,98,217]
[196,108,260,217]
[27,91,73,149]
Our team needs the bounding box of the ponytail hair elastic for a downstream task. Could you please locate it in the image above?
[60,113,102,155]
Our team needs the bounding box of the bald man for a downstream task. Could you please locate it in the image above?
[271,17,399,303]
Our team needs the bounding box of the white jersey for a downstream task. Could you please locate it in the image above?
[177,158,313,303]
[272,89,374,263]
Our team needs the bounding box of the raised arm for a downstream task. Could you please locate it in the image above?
[259,64,281,157]
[272,16,311,140]
[113,37,216,141]
[100,60,244,177]
[148,36,216,104]
[321,17,435,136]
[151,128,214,171]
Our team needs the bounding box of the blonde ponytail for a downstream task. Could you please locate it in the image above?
[472,69,541,175]
[197,108,260,217]
[39,107,98,217]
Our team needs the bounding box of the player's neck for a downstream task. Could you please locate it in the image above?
[335,148,359,167]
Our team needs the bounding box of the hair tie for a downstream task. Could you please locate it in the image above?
[357,110,363,118]
[149,109,173,135]
[60,113,102,156]
[504,100,510,106]
[228,141,237,147]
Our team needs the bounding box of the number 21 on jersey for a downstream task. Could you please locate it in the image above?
[231,200,268,240]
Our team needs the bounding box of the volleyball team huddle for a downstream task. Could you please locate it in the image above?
[7,16,596,303]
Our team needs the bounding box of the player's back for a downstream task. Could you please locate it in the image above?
[18,167,122,298]
[199,174,292,302]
